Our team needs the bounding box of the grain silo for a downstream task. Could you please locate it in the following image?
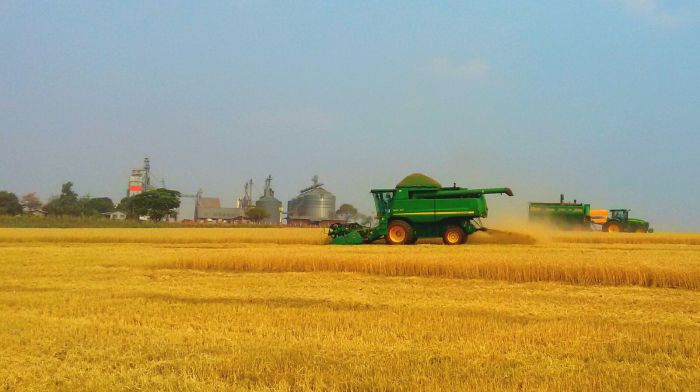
[127,157,153,197]
[256,175,283,225]
[287,175,337,226]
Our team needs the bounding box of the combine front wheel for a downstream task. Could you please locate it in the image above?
[386,221,414,245]
[443,226,466,245]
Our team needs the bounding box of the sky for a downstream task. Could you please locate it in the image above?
[1,1,699,231]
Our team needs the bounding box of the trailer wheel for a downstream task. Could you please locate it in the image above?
[603,222,621,233]
[442,226,466,245]
[386,220,413,245]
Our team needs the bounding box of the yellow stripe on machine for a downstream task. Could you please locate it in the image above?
[394,211,475,216]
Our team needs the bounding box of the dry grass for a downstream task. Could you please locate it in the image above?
[155,244,700,289]
[0,227,327,245]
[0,228,699,391]
[552,232,700,245]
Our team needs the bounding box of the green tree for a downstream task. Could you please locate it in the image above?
[81,197,115,215]
[336,203,358,222]
[44,182,81,216]
[43,196,60,215]
[117,196,137,219]
[0,191,23,215]
[78,196,95,216]
[245,206,269,223]
[131,188,181,222]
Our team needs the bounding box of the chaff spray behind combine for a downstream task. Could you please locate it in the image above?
[328,173,513,245]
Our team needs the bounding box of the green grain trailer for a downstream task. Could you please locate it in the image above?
[528,195,591,230]
[328,173,513,245]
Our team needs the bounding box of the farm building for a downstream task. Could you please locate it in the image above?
[195,196,246,223]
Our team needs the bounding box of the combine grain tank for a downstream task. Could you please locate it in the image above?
[287,175,337,226]
[256,175,283,225]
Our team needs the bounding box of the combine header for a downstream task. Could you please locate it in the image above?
[328,173,513,245]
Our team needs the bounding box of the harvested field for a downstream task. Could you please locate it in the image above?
[1,228,698,391]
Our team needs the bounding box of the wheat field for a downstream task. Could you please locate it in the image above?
[1,228,699,391]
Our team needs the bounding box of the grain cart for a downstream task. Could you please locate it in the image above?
[528,194,592,230]
[528,195,653,233]
[328,173,513,245]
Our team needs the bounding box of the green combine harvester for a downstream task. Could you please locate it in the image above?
[328,173,513,245]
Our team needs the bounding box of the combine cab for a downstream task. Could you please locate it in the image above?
[328,173,513,245]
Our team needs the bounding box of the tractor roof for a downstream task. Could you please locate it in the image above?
[396,173,442,188]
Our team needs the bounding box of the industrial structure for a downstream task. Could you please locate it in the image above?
[287,175,338,226]
[172,176,285,224]
[256,175,283,224]
[127,157,154,197]
[190,177,281,224]
[237,179,254,210]
[123,162,342,225]
[194,195,246,224]
[328,173,514,245]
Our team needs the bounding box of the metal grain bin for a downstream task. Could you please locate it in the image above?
[257,175,283,224]
[287,176,336,224]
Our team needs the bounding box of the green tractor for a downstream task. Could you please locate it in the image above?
[602,209,653,233]
[328,173,513,245]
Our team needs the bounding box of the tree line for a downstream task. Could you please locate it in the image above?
[2,183,367,224]
[0,182,181,222]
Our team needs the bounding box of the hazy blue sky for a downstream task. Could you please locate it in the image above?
[1,1,699,230]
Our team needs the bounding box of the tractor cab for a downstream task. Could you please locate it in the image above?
[609,209,629,222]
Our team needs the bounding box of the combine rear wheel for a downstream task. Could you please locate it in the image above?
[603,222,622,233]
[386,221,414,245]
[442,226,466,245]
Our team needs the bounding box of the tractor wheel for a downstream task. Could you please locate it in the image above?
[386,221,414,245]
[634,227,648,233]
[603,222,622,233]
[442,226,466,245]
